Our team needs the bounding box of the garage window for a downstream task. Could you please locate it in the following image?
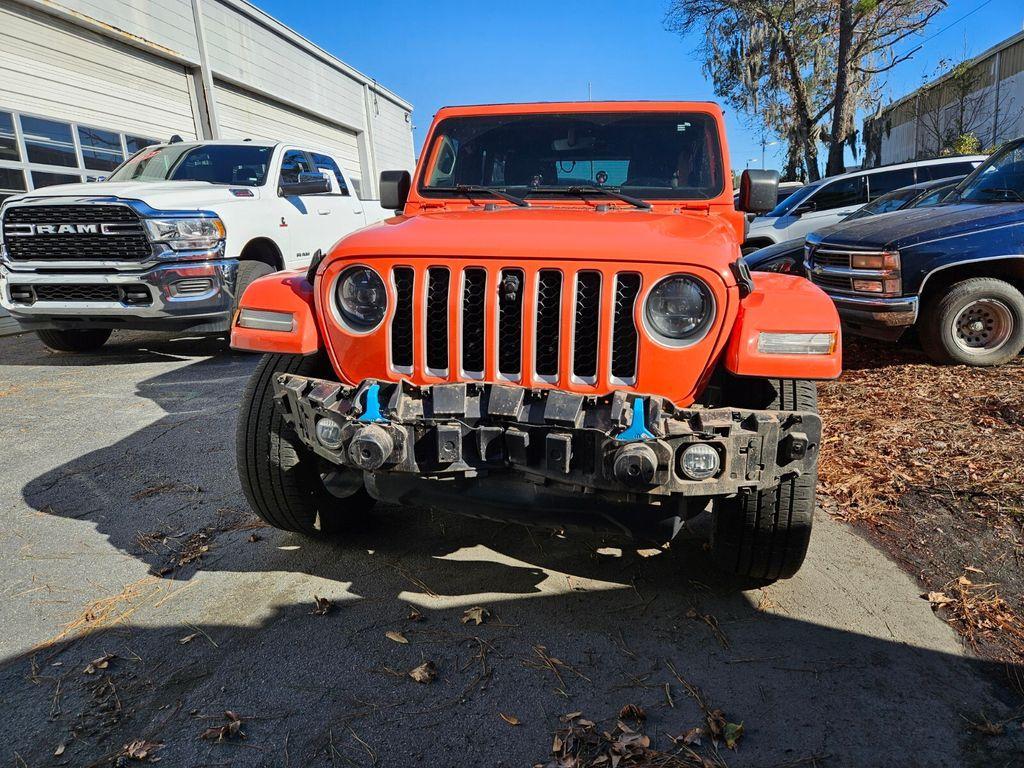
[79,126,124,171]
[21,116,77,168]
[0,167,26,203]
[0,112,18,161]
[32,170,81,188]
[126,135,159,154]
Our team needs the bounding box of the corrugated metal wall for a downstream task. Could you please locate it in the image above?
[867,31,1024,166]
[0,3,199,141]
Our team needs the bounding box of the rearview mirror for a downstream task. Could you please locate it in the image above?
[279,172,330,197]
[380,170,411,211]
[737,169,780,214]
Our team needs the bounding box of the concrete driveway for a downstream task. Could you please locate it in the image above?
[0,330,1020,767]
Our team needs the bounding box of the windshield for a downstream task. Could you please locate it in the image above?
[765,182,820,218]
[420,112,725,200]
[958,142,1024,203]
[845,187,919,221]
[108,144,274,186]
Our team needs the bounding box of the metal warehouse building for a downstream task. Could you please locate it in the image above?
[0,0,414,333]
[863,29,1024,167]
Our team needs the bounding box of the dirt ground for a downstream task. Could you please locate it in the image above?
[0,329,1022,767]
[819,337,1024,671]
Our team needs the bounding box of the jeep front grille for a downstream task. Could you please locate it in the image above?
[387,265,641,389]
[2,204,151,262]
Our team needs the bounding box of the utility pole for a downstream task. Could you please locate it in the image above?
[588,81,592,101]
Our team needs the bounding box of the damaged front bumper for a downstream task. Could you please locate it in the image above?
[274,377,820,533]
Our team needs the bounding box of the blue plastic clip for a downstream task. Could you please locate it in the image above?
[614,397,655,442]
[356,382,388,423]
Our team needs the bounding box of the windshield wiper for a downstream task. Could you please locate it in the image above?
[973,187,1024,202]
[431,184,530,208]
[526,185,652,210]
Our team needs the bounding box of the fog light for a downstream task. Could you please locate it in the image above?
[680,443,720,480]
[757,332,836,355]
[315,417,344,450]
[237,308,294,332]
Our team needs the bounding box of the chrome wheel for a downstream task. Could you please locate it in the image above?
[952,299,1014,353]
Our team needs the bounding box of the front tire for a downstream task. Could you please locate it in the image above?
[236,352,374,536]
[711,379,817,583]
[920,277,1024,366]
[36,328,112,353]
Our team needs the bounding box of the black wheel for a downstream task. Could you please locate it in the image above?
[234,260,275,311]
[236,352,375,536]
[711,379,817,582]
[36,328,112,353]
[920,278,1024,366]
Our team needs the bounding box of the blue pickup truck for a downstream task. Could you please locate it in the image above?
[805,137,1024,366]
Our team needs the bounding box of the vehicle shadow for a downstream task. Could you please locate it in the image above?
[4,337,1023,767]
[0,329,236,367]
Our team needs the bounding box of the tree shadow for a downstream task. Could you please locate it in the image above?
[3,333,1023,767]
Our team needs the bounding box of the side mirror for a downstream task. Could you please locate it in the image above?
[792,201,817,217]
[380,170,411,211]
[279,172,330,197]
[737,169,780,214]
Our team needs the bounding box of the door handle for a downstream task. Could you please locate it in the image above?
[317,209,331,215]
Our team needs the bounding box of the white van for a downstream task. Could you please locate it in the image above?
[742,155,986,251]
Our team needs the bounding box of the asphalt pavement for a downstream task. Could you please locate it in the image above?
[0,330,1020,767]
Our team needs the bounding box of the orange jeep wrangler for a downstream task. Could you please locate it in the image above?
[231,102,841,582]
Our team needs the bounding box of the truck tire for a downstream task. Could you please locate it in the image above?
[35,328,112,353]
[919,277,1024,366]
[711,379,817,583]
[236,352,375,536]
[233,260,275,312]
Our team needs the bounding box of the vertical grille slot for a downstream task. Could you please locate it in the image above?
[572,271,601,380]
[497,269,524,377]
[390,267,414,369]
[461,268,487,374]
[611,273,641,381]
[534,270,563,379]
[425,267,450,372]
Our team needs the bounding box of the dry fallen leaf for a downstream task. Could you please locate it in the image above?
[311,595,333,616]
[723,722,744,750]
[200,710,245,741]
[499,712,520,726]
[407,607,424,622]
[54,742,66,756]
[680,726,703,746]
[179,632,200,645]
[461,606,490,625]
[618,703,646,721]
[560,711,583,722]
[83,653,114,675]
[408,660,437,683]
[386,630,409,644]
[122,739,163,760]
[924,591,954,608]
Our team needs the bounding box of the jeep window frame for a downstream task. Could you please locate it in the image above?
[416,111,727,202]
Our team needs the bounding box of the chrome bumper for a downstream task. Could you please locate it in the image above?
[0,250,238,332]
[827,293,918,341]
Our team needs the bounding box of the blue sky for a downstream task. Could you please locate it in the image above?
[255,0,1024,173]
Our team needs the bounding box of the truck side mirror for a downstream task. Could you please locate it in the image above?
[792,201,817,217]
[380,170,411,211]
[738,169,780,214]
[279,172,330,197]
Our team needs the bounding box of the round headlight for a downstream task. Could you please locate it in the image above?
[336,266,387,330]
[644,275,714,343]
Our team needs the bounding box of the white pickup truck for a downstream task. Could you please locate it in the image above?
[0,139,387,352]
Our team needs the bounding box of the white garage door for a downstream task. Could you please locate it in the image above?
[214,81,362,183]
[0,3,198,142]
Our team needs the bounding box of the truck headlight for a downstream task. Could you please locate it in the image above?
[335,266,387,330]
[644,275,714,344]
[143,217,225,250]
